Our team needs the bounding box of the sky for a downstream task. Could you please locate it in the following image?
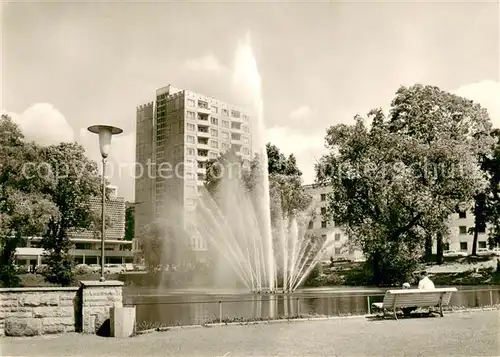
[2,1,499,201]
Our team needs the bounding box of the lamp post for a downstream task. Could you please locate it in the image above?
[87,125,123,281]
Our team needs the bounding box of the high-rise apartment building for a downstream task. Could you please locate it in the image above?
[135,85,253,260]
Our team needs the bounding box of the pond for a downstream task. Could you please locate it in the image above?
[123,285,500,327]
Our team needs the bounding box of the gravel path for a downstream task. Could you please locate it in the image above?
[2,310,499,356]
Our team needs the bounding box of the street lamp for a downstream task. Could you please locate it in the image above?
[87,125,123,281]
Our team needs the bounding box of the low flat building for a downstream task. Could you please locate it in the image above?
[14,185,132,267]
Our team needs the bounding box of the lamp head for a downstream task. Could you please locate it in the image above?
[87,125,123,158]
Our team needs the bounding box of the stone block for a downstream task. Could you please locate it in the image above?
[39,294,60,306]
[5,318,41,336]
[33,307,73,318]
[42,324,65,334]
[42,317,74,326]
[5,310,33,318]
[1,299,19,307]
[19,294,41,307]
[110,306,136,338]
[59,298,75,307]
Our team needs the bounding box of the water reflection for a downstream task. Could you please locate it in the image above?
[125,286,500,328]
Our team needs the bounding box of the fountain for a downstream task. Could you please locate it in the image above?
[191,34,333,293]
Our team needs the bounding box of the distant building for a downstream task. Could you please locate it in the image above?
[14,185,132,266]
[303,183,494,258]
[135,85,254,261]
[303,184,364,262]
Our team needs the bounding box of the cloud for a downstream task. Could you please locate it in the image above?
[4,103,74,146]
[264,126,327,184]
[453,80,500,127]
[288,105,312,121]
[184,54,225,73]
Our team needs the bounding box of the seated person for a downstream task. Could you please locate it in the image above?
[372,282,412,312]
[401,282,417,316]
[418,271,435,290]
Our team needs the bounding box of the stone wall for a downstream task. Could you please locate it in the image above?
[0,280,124,337]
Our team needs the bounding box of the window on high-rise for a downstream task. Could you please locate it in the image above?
[222,109,229,116]
[242,147,249,155]
[210,129,218,137]
[231,122,241,130]
[209,152,218,159]
[211,105,218,114]
[198,100,208,109]
[210,140,218,148]
[211,117,218,125]
[243,114,249,121]
[187,99,195,107]
[243,137,249,144]
[186,147,195,156]
[221,132,229,140]
[222,120,229,128]
[320,194,326,201]
[231,110,240,118]
[187,111,195,119]
[187,135,195,144]
[222,142,230,150]
[187,123,195,132]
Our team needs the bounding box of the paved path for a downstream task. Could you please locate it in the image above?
[2,310,499,356]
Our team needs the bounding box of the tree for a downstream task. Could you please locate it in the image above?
[266,143,302,176]
[38,143,102,286]
[482,130,500,248]
[387,84,492,263]
[0,115,58,286]
[205,143,311,222]
[138,220,192,272]
[316,85,491,284]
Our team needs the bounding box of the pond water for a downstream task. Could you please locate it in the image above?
[124,285,500,327]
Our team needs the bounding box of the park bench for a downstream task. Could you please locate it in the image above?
[371,287,458,320]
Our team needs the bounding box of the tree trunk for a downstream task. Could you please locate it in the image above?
[436,233,444,265]
[424,234,433,262]
[472,228,479,256]
[472,195,485,256]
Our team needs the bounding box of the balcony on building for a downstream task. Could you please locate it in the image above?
[197,125,210,137]
[197,149,209,158]
[230,121,243,131]
[197,137,209,148]
[197,100,211,114]
[230,133,242,143]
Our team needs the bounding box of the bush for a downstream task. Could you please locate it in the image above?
[74,264,91,275]
[0,264,21,287]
